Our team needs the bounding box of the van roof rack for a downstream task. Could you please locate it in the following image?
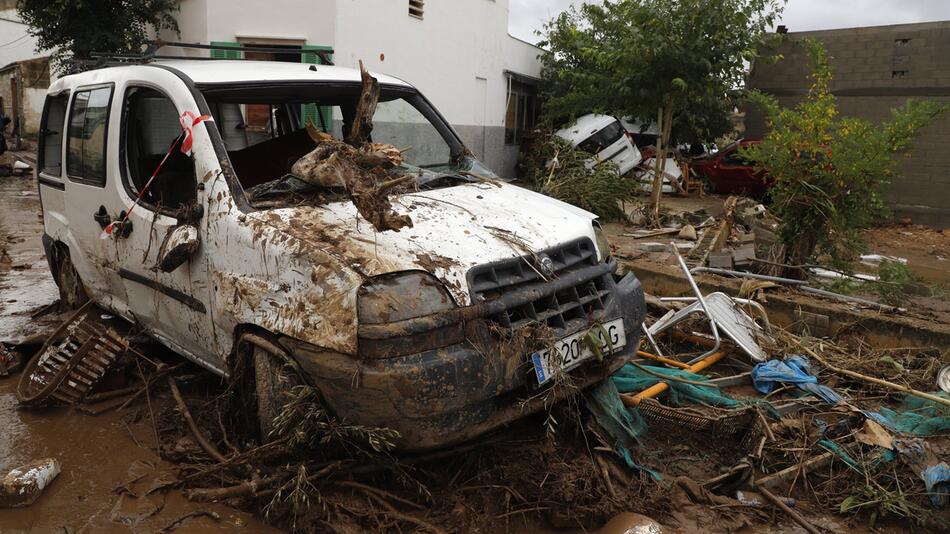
[87,40,334,68]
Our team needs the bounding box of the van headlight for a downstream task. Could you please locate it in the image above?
[593,221,611,262]
[357,272,463,358]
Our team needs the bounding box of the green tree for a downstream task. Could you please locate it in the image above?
[537,0,783,221]
[18,0,179,72]
[743,39,945,270]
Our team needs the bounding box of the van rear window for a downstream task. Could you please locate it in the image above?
[577,120,624,155]
[39,93,68,176]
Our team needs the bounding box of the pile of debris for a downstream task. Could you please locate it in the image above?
[3,273,948,532]
[622,196,920,314]
[249,61,413,232]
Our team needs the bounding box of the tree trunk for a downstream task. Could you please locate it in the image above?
[650,98,675,225]
[650,106,665,224]
[785,232,819,278]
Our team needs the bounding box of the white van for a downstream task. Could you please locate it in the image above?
[35,49,645,450]
[555,114,642,175]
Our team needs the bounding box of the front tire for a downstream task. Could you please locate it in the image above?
[253,344,297,441]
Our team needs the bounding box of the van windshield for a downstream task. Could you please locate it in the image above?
[199,83,487,207]
[577,120,624,155]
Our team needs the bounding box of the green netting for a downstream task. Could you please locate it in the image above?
[868,392,950,436]
[585,380,660,479]
[611,363,743,408]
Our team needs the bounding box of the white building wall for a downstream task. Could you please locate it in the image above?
[332,0,540,177]
[167,0,335,51]
[164,0,541,177]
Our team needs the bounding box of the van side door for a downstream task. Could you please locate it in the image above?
[111,73,223,374]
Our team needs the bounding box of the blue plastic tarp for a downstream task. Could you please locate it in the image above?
[751,355,844,404]
[922,463,950,508]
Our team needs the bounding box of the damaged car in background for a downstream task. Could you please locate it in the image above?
[35,56,645,450]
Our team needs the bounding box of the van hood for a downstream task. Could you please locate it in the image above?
[247,182,601,305]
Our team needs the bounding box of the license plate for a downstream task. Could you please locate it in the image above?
[531,318,626,385]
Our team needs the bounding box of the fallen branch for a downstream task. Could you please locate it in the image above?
[793,340,950,407]
[115,363,184,412]
[180,437,291,483]
[167,377,228,463]
[254,461,343,500]
[159,510,220,532]
[756,485,821,534]
[754,451,835,489]
[186,473,283,502]
[336,480,425,510]
[360,489,448,534]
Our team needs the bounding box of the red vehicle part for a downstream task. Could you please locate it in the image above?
[690,139,769,197]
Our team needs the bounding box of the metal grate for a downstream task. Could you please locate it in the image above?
[17,303,128,406]
[468,238,611,331]
[409,0,424,18]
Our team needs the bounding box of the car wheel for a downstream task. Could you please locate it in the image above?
[52,245,88,310]
[253,344,297,442]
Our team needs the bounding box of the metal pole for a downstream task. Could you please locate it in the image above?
[671,243,721,363]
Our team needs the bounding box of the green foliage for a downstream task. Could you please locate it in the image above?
[872,260,916,306]
[17,0,180,72]
[272,383,399,455]
[522,136,637,220]
[537,0,783,143]
[743,40,947,268]
[840,484,938,528]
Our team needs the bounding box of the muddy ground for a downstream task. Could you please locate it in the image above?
[1,167,947,533]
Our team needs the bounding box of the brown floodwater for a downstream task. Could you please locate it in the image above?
[0,175,275,532]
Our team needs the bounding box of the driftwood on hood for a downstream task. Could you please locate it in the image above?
[290,61,412,232]
[346,60,380,147]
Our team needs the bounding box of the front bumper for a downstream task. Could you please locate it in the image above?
[280,269,645,452]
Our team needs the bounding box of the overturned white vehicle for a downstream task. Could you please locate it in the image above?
[36,54,645,450]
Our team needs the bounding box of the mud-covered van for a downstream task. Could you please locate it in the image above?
[36,53,645,450]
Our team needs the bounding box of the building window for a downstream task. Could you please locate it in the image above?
[505,79,538,145]
[409,0,424,19]
[67,86,113,186]
[39,93,68,176]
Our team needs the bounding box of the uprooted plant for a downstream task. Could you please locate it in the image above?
[269,382,401,456]
[282,61,414,232]
[743,39,947,271]
[521,135,638,221]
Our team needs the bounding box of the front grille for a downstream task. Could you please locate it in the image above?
[467,238,611,331]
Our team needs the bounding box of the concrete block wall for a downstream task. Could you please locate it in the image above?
[746,22,950,228]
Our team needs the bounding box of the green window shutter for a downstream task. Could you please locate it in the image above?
[210,41,242,59]
[301,45,334,131]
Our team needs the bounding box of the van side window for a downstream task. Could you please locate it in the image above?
[66,86,112,186]
[39,93,68,176]
[121,87,196,211]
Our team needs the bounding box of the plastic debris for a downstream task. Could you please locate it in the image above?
[0,458,61,508]
[751,355,844,404]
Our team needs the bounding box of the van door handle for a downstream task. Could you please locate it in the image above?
[93,206,111,228]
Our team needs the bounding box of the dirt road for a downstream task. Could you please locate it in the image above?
[0,174,275,533]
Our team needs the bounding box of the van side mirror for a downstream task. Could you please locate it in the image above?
[157,224,200,272]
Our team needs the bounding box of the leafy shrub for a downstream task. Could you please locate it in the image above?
[521,135,638,221]
[743,40,946,269]
[873,260,915,307]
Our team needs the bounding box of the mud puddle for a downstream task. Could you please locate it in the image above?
[0,175,274,532]
[0,175,62,345]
